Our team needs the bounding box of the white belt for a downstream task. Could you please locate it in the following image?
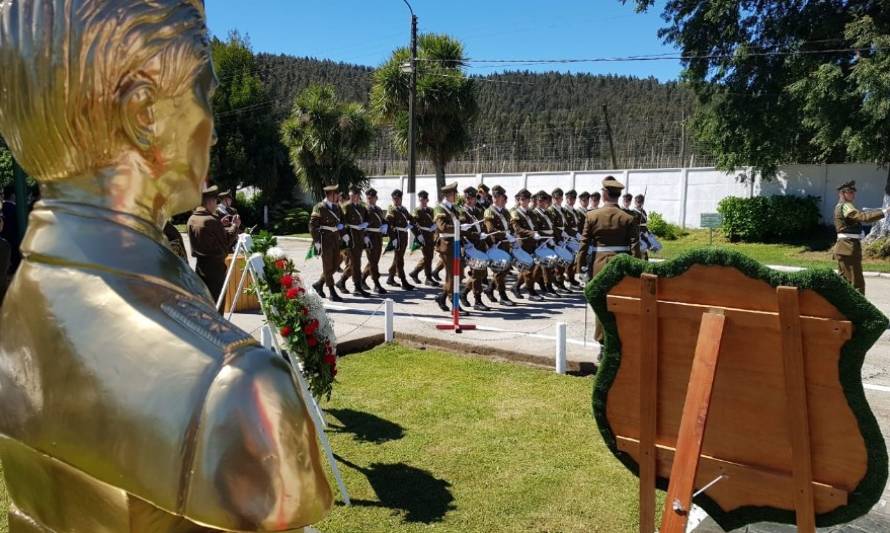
[347,224,367,230]
[540,230,553,235]
[589,245,630,253]
[320,225,340,233]
[395,227,410,233]
[420,225,437,233]
[366,227,382,233]
[837,232,864,240]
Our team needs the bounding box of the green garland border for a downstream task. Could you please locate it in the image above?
[584,248,888,530]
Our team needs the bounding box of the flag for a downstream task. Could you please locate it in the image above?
[410,236,422,253]
[305,244,318,260]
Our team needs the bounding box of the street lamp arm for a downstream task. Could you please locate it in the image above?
[401,0,414,16]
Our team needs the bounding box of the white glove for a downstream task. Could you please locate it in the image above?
[480,232,489,240]
[343,234,350,244]
[380,224,389,233]
[418,234,425,245]
[533,232,541,240]
[506,234,517,243]
[392,239,399,248]
[314,242,321,254]
[336,223,344,231]
[360,222,369,230]
[460,223,473,231]
[364,236,371,247]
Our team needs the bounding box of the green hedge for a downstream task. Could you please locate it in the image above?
[647,211,684,240]
[717,195,821,242]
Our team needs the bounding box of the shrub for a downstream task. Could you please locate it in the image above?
[268,200,312,235]
[865,236,890,259]
[235,192,264,229]
[718,195,820,242]
[647,211,684,241]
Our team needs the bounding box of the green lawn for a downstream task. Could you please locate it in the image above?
[653,228,890,273]
[0,344,652,532]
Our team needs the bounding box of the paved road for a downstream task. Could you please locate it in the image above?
[214,236,890,532]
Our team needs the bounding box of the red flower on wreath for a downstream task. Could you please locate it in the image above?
[280,325,293,337]
[301,307,309,316]
[305,319,319,335]
[280,274,294,288]
[307,335,318,347]
[275,259,287,270]
[286,287,302,300]
[323,353,336,365]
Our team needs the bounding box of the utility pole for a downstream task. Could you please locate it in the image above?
[601,104,618,170]
[402,0,418,212]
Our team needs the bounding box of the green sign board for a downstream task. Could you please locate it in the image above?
[700,213,723,229]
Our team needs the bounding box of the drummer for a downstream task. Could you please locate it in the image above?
[459,186,492,312]
[483,185,517,307]
[433,182,464,313]
[532,190,560,297]
[563,189,582,289]
[547,188,572,293]
[509,188,545,302]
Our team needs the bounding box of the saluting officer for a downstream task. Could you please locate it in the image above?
[386,189,416,290]
[434,182,464,312]
[361,188,388,295]
[409,190,440,287]
[336,186,372,297]
[460,186,492,312]
[833,181,889,294]
[187,185,239,301]
[577,176,639,342]
[310,184,346,302]
[510,189,545,302]
[484,185,517,306]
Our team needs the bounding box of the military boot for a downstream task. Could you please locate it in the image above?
[374,281,388,295]
[312,281,326,298]
[335,278,348,293]
[511,280,523,300]
[498,289,516,307]
[460,292,472,310]
[328,285,344,302]
[484,284,497,303]
[435,292,449,312]
[473,293,491,312]
[386,275,399,287]
[409,270,422,286]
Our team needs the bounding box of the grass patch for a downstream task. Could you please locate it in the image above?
[654,228,890,272]
[0,344,654,532]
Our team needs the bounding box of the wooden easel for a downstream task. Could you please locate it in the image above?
[636,274,817,533]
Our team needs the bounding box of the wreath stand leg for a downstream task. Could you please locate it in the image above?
[228,249,351,506]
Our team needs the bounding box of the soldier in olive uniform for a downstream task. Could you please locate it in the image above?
[187,186,240,301]
[833,181,889,294]
[590,191,601,210]
[563,189,582,287]
[577,177,639,343]
[434,182,465,312]
[577,191,591,235]
[510,189,545,302]
[336,186,372,297]
[477,183,492,211]
[386,189,416,290]
[310,184,346,302]
[163,220,188,261]
[361,188,388,295]
[533,191,562,296]
[634,194,651,261]
[484,185,517,307]
[460,186,492,311]
[547,188,573,292]
[409,190,440,287]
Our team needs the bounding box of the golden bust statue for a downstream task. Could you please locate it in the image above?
[0,1,333,531]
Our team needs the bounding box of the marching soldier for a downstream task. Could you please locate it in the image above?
[187,185,239,301]
[577,191,591,235]
[590,191,601,210]
[510,189,545,302]
[477,183,492,210]
[361,188,388,294]
[563,189,582,288]
[622,193,633,210]
[386,189,416,290]
[484,185,517,306]
[833,181,889,294]
[310,184,346,302]
[547,188,573,292]
[577,176,639,343]
[336,186,372,297]
[533,191,562,296]
[460,186,492,311]
[633,194,651,261]
[434,182,465,312]
[410,190,440,287]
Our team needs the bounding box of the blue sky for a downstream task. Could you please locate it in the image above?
[206,0,682,81]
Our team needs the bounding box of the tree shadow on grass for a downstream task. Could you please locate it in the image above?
[326,408,405,444]
[336,455,455,524]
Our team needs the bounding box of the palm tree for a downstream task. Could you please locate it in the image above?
[280,84,374,199]
[372,34,478,199]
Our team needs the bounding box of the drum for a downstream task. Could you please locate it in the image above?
[534,245,559,268]
[464,244,490,272]
[565,238,581,254]
[553,245,574,266]
[486,247,512,273]
[511,248,535,271]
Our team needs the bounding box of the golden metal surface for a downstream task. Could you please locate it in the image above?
[0,1,333,531]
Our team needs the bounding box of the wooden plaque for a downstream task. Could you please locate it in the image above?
[585,249,888,530]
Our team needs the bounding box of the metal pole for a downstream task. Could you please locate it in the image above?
[13,159,28,239]
[405,3,418,215]
[555,322,567,374]
[384,298,395,342]
[602,104,619,170]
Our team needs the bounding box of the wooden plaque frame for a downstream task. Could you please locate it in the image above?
[585,249,888,532]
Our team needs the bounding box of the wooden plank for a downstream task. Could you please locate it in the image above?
[661,311,726,533]
[777,286,817,533]
[606,295,852,341]
[639,274,658,533]
[616,437,848,513]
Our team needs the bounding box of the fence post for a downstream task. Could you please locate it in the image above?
[384,299,395,343]
[555,322,567,374]
[679,168,690,229]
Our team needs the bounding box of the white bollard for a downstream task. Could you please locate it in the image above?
[261,325,273,350]
[384,298,395,343]
[555,322,567,374]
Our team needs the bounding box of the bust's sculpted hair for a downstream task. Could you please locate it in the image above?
[0,0,208,181]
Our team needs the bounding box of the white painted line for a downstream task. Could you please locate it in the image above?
[864,383,890,393]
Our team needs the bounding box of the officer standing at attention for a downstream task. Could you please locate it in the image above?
[577,176,639,342]
[590,191,602,210]
[510,189,544,302]
[361,188,388,295]
[460,186,492,311]
[310,184,346,302]
[434,182,464,312]
[834,181,889,294]
[337,186,372,297]
[187,185,240,301]
[386,189,416,290]
[577,191,591,236]
[410,190,440,287]
[484,185,517,307]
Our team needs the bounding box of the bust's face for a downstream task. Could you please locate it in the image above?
[156,59,218,214]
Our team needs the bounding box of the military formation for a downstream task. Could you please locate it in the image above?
[309,177,656,316]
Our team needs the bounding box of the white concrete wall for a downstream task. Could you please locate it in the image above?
[366,163,888,228]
